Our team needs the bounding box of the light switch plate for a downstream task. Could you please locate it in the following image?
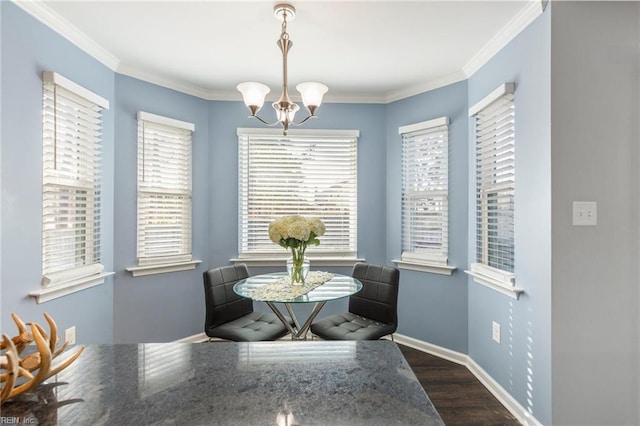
[492,321,501,344]
[572,201,597,226]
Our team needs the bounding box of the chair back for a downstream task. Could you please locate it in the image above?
[203,264,254,330]
[349,263,400,327]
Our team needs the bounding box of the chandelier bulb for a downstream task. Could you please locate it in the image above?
[296,82,328,112]
[237,82,270,114]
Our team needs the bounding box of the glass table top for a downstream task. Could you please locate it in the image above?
[233,272,362,303]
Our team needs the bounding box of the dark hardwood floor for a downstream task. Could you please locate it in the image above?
[398,343,520,425]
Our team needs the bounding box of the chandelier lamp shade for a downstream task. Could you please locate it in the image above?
[237,3,328,135]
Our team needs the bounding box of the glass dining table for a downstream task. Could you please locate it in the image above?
[233,272,362,340]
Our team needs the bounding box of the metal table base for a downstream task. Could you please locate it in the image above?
[266,301,327,340]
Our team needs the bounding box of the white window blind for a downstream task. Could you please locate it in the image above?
[42,72,109,284]
[400,117,449,265]
[136,112,194,266]
[472,86,515,274]
[238,130,358,257]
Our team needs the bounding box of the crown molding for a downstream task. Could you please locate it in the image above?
[323,93,387,104]
[462,0,544,78]
[115,64,215,100]
[15,0,542,104]
[385,71,467,103]
[12,0,120,71]
[119,63,391,103]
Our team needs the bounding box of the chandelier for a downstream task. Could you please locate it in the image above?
[237,3,328,135]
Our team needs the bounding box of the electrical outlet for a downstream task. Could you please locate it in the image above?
[492,321,501,344]
[65,326,76,345]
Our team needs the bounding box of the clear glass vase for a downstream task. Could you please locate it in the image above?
[286,250,310,286]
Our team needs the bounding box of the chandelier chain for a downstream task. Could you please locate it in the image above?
[281,11,289,40]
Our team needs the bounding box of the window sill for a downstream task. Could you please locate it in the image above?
[392,259,456,276]
[464,268,524,300]
[126,260,202,277]
[230,256,365,268]
[29,272,114,304]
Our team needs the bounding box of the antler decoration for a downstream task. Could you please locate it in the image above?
[0,313,84,404]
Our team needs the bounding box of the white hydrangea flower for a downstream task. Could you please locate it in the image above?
[268,215,326,248]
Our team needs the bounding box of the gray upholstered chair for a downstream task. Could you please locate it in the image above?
[203,264,289,341]
[310,263,400,340]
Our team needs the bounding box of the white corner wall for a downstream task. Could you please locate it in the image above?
[550,2,640,425]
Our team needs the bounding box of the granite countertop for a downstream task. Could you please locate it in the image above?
[1,340,444,426]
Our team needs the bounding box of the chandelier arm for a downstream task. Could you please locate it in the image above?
[289,114,316,127]
[249,114,283,127]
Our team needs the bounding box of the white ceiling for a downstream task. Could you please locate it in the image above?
[28,1,539,103]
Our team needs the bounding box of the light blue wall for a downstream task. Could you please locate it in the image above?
[0,1,4,316]
[386,81,470,353]
[112,75,210,343]
[0,2,115,343]
[467,9,552,425]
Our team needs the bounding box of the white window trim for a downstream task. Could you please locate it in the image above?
[237,127,359,138]
[29,272,115,304]
[128,112,200,276]
[137,111,194,132]
[230,255,364,268]
[394,116,456,276]
[392,258,456,276]
[126,260,202,277]
[468,82,520,298]
[42,71,109,109]
[468,82,515,117]
[398,116,447,135]
[32,71,113,302]
[464,263,523,299]
[41,263,105,288]
[236,128,360,261]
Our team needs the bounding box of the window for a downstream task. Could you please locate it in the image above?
[237,129,358,263]
[127,112,200,276]
[394,117,455,275]
[41,71,110,294]
[467,83,519,294]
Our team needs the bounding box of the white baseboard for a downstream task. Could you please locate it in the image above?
[393,333,542,426]
[392,333,468,365]
[466,357,543,426]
